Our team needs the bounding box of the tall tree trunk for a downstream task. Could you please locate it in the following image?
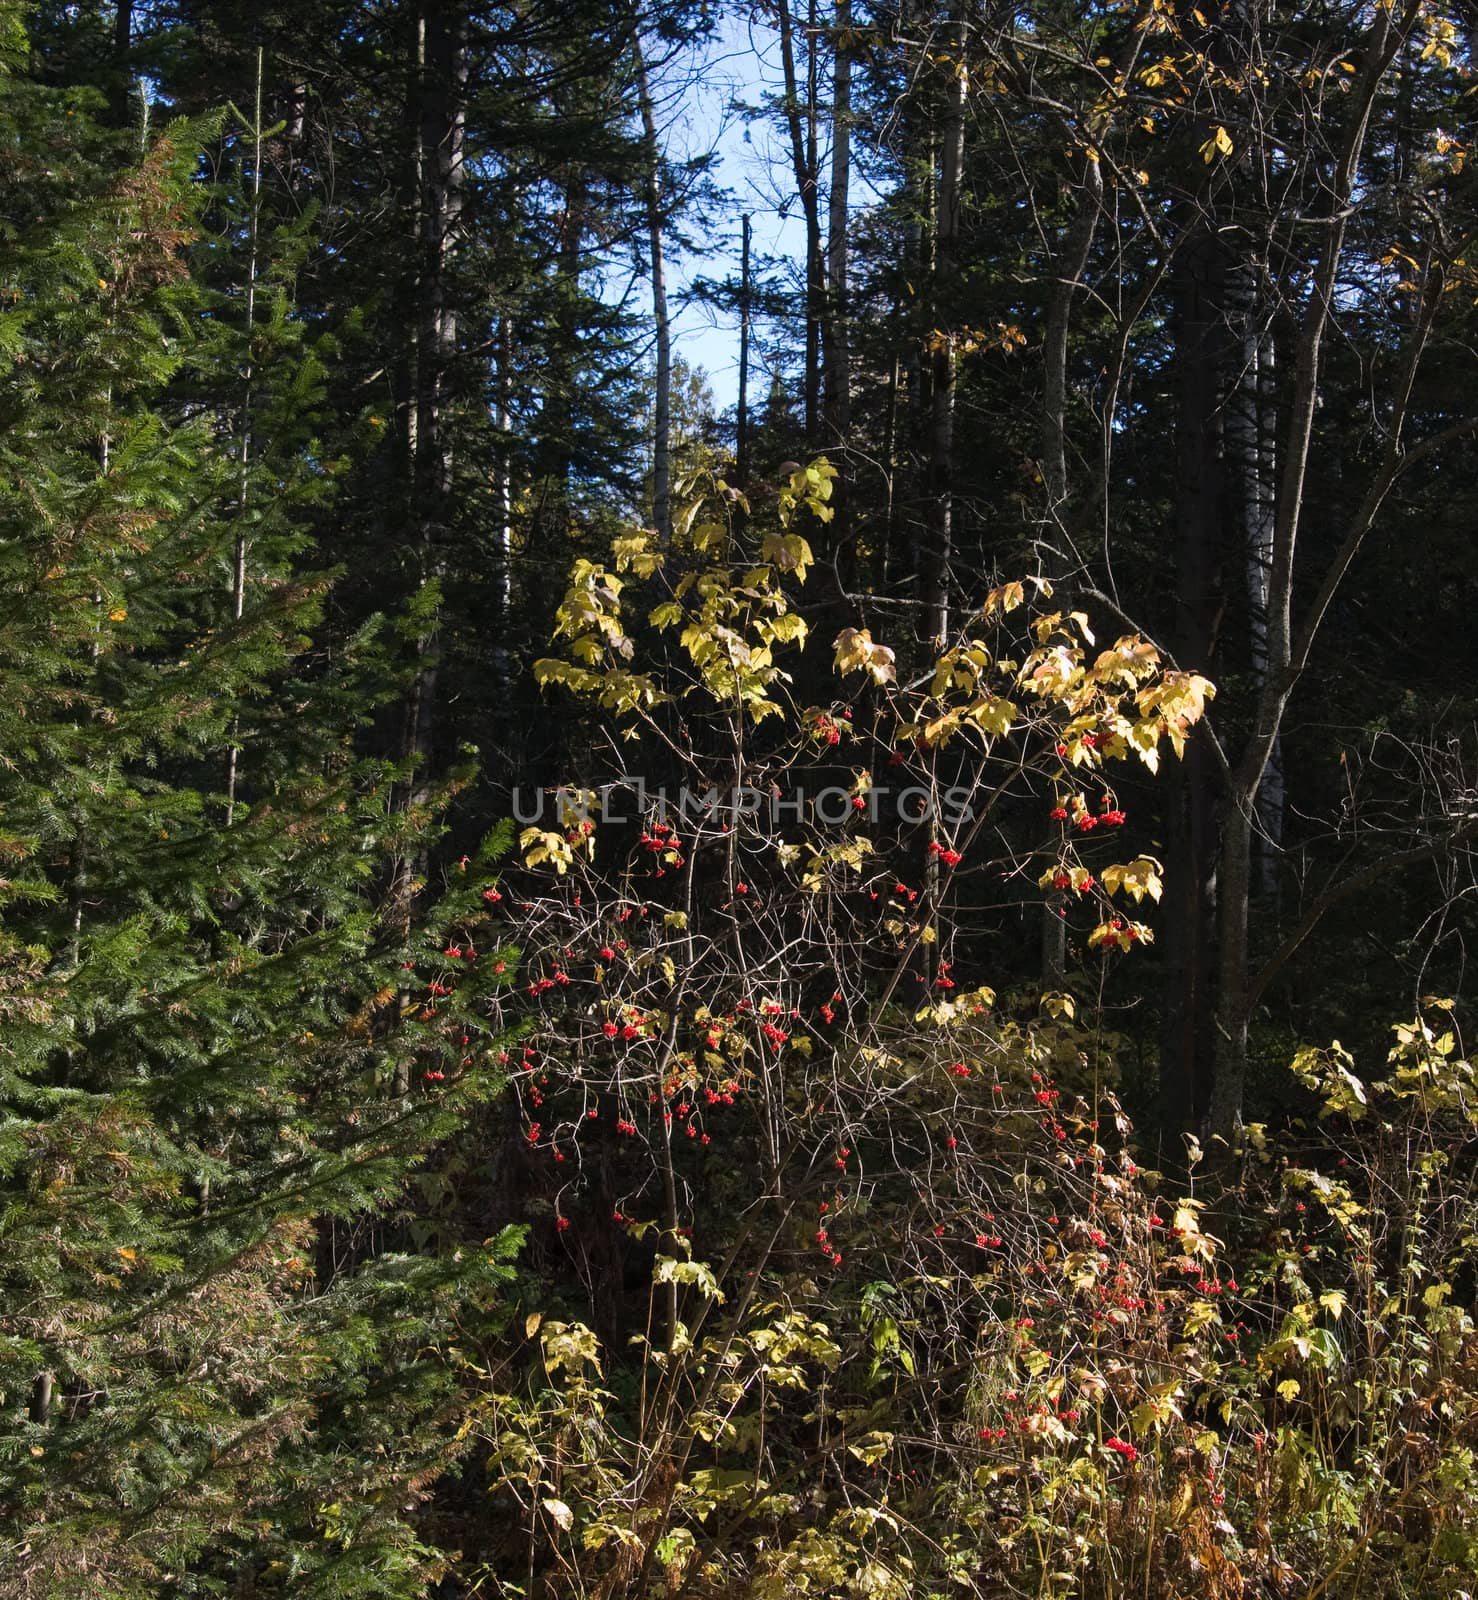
[226,48,263,828]
[1040,153,1103,541]
[1037,148,1104,984]
[491,313,514,704]
[394,0,464,953]
[822,0,851,451]
[1226,258,1282,900]
[406,0,464,804]
[897,146,929,602]
[883,352,900,585]
[918,18,965,652]
[392,2,464,1095]
[820,0,852,576]
[109,0,133,126]
[1209,0,1419,1138]
[632,24,671,547]
[776,0,823,440]
[1159,225,1226,1138]
[737,212,752,485]
[535,169,587,539]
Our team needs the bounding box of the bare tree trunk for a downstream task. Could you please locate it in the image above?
[1254,325,1283,891]
[1209,0,1421,1137]
[1226,259,1282,900]
[805,0,821,435]
[491,313,514,702]
[632,25,671,547]
[393,0,465,1007]
[110,0,133,125]
[387,15,424,1101]
[822,0,850,451]
[737,213,752,485]
[538,170,586,535]
[392,3,464,1093]
[404,1,464,810]
[883,352,900,584]
[817,0,853,581]
[918,18,965,652]
[1159,225,1225,1137]
[897,145,929,597]
[226,48,263,828]
[776,0,823,440]
[399,19,422,504]
[1040,153,1103,543]
[1037,148,1105,984]
[29,1370,52,1427]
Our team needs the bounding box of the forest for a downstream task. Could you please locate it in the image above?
[3,0,1478,1594]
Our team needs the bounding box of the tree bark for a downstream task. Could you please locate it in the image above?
[405,0,465,803]
[492,313,514,703]
[1040,152,1102,540]
[109,0,133,126]
[821,0,852,570]
[632,24,671,547]
[1225,256,1282,900]
[1159,223,1225,1136]
[918,16,965,652]
[1209,0,1420,1137]
[226,48,263,828]
[776,0,823,441]
[1037,147,1104,984]
[737,212,751,485]
[822,0,851,451]
[392,0,464,981]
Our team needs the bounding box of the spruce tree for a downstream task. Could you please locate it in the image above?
[0,15,519,1594]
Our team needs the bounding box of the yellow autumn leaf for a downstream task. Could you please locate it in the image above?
[1100,856,1164,904]
[1183,1299,1221,1337]
[1199,125,1234,162]
[833,626,897,684]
